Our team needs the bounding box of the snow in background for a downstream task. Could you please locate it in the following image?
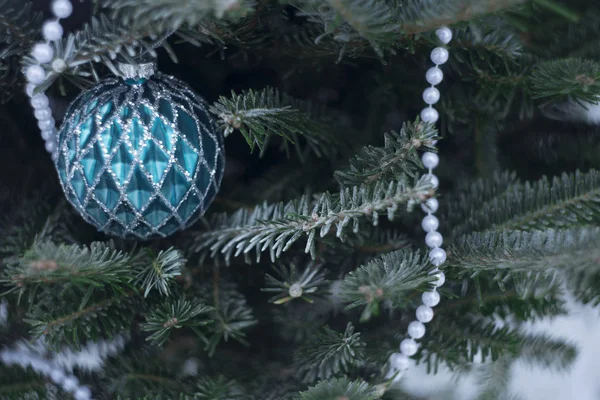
[400,295,600,400]
[3,293,600,399]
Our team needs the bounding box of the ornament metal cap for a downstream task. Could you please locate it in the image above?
[117,62,156,80]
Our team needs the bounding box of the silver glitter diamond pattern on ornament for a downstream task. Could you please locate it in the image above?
[56,73,225,240]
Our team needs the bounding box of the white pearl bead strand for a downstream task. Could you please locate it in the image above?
[387,26,451,380]
[20,6,91,397]
[23,0,73,161]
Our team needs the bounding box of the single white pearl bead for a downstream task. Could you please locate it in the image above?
[422,87,440,105]
[74,387,92,400]
[427,174,439,189]
[431,47,449,65]
[400,338,418,356]
[41,129,55,141]
[43,21,64,41]
[25,65,46,84]
[422,291,441,307]
[432,270,446,286]
[408,321,426,339]
[38,118,55,131]
[390,352,410,370]
[426,67,444,85]
[420,107,439,123]
[25,83,36,97]
[422,152,439,169]
[421,215,439,232]
[30,94,49,109]
[50,369,65,384]
[32,43,54,64]
[436,27,453,44]
[416,305,434,323]
[52,0,73,18]
[62,375,79,392]
[421,198,439,214]
[52,58,68,73]
[34,108,52,121]
[430,247,447,266]
[425,231,443,248]
[45,140,56,153]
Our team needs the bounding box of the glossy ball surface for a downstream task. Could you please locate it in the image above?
[55,73,225,239]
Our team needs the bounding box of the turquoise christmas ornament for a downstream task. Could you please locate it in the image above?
[55,62,225,240]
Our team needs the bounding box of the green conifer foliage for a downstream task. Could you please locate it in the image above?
[0,0,597,398]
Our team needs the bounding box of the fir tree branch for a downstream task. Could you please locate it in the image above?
[530,58,600,103]
[296,0,401,60]
[334,120,438,186]
[141,299,213,346]
[101,348,192,397]
[475,357,522,400]
[421,315,575,372]
[294,323,366,383]
[272,301,330,343]
[262,262,328,304]
[133,247,184,297]
[343,227,411,253]
[210,87,345,159]
[517,332,577,370]
[0,0,43,101]
[26,15,170,93]
[2,239,194,349]
[0,0,39,46]
[25,288,139,350]
[449,170,600,239]
[198,283,258,356]
[298,377,379,400]
[465,285,566,322]
[193,177,433,264]
[0,365,50,399]
[566,268,600,306]
[0,193,68,263]
[398,0,526,34]
[104,0,253,31]
[441,170,518,229]
[193,375,244,400]
[450,227,600,273]
[339,249,435,321]
[2,241,134,298]
[453,22,524,62]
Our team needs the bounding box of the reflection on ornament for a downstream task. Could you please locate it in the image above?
[55,63,225,239]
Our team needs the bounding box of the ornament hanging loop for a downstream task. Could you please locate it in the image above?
[117,62,156,80]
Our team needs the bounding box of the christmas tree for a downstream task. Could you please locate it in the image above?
[0,0,595,398]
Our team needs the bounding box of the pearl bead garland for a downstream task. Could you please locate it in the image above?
[388,26,451,380]
[23,0,73,161]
